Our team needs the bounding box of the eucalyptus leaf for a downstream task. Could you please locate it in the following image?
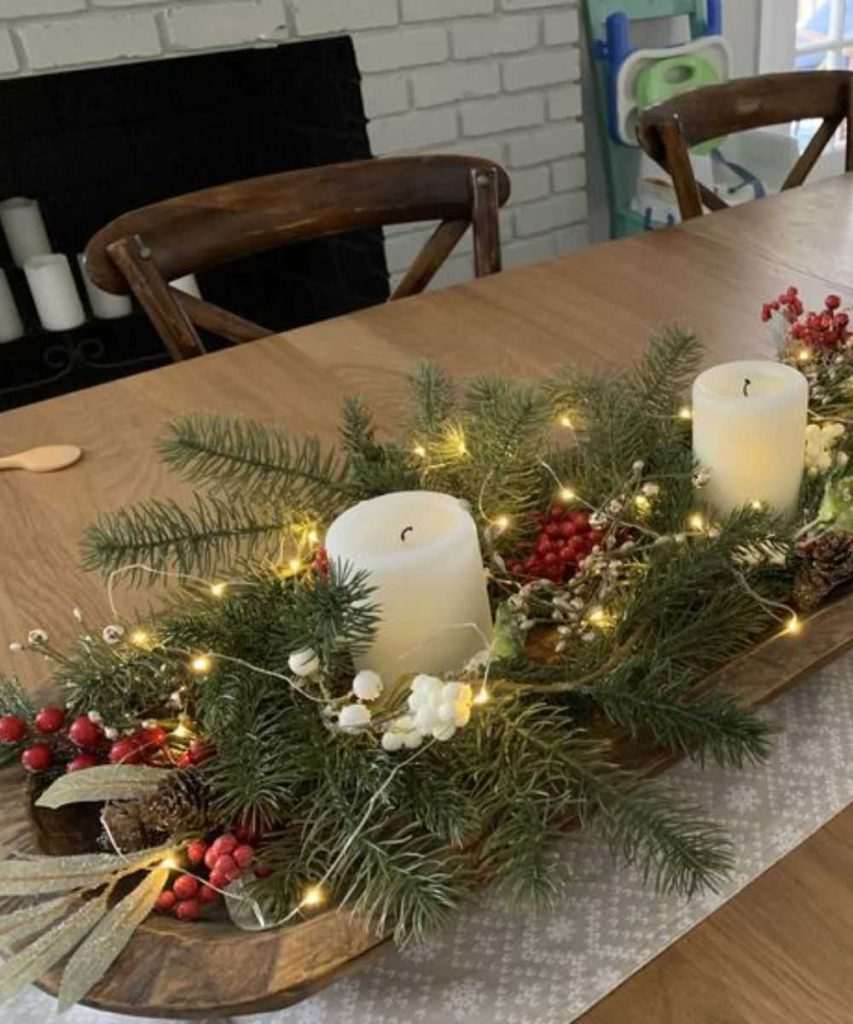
[0,894,77,950]
[0,893,107,1003]
[0,845,170,895]
[35,764,171,810]
[57,866,169,1012]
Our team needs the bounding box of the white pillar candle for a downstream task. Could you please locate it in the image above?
[0,270,23,343]
[692,360,808,517]
[77,253,132,320]
[325,491,493,681]
[24,254,86,332]
[0,197,51,268]
[171,273,202,299]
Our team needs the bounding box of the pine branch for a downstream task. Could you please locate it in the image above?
[584,663,773,769]
[339,397,421,498]
[409,363,456,435]
[159,415,353,514]
[81,495,286,580]
[629,327,703,417]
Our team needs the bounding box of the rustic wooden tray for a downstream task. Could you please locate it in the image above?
[2,589,853,1020]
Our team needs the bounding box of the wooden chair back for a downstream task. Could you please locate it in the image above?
[84,155,511,362]
[637,71,853,221]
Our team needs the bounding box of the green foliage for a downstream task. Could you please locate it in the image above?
[0,677,36,766]
[47,327,819,947]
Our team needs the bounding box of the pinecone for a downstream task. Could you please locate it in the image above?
[101,769,211,853]
[793,532,853,611]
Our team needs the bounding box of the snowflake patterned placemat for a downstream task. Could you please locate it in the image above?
[12,652,853,1024]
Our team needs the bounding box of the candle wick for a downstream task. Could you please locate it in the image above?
[400,526,414,543]
[742,378,751,398]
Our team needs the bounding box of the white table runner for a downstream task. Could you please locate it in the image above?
[12,651,853,1024]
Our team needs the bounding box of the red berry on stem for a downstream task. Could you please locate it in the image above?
[560,521,576,539]
[571,511,590,530]
[21,744,52,773]
[67,753,99,773]
[35,706,65,735]
[188,738,213,765]
[69,716,104,750]
[549,505,564,521]
[204,847,220,871]
[233,844,255,869]
[173,874,199,901]
[208,869,230,890]
[210,834,238,858]
[176,751,193,769]
[826,294,842,310]
[175,898,201,921]
[186,839,208,866]
[254,865,273,879]
[109,738,142,765]
[198,884,220,904]
[155,890,177,912]
[135,725,167,750]
[0,715,27,744]
[214,854,239,881]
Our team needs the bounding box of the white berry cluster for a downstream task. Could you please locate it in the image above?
[336,670,384,733]
[381,676,474,751]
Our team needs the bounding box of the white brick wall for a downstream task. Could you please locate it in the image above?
[0,0,587,289]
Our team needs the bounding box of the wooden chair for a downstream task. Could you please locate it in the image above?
[637,71,853,221]
[84,155,510,362]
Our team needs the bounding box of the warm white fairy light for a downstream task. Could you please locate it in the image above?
[473,687,490,705]
[750,500,764,511]
[160,854,181,871]
[494,514,511,533]
[797,348,812,363]
[130,629,152,648]
[678,406,693,421]
[587,607,614,630]
[558,413,574,429]
[190,654,212,675]
[210,582,227,598]
[559,487,576,503]
[307,529,320,546]
[287,558,302,575]
[688,513,705,532]
[413,444,427,458]
[634,494,651,514]
[784,614,802,636]
[172,722,192,739]
[300,884,326,908]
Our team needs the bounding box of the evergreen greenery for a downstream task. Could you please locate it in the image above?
[18,328,817,944]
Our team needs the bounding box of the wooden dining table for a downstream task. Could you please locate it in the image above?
[3,174,853,1023]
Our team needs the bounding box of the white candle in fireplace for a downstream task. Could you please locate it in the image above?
[0,197,51,268]
[171,273,202,299]
[325,491,493,681]
[78,253,132,320]
[0,270,23,343]
[24,254,86,332]
[692,360,808,516]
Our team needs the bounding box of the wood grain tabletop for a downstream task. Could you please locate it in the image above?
[3,175,853,1021]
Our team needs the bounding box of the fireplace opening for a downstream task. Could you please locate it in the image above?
[0,38,389,411]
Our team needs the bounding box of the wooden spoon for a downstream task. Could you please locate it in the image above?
[0,445,82,473]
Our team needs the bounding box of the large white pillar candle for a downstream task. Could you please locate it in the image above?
[325,491,493,681]
[78,253,132,320]
[693,360,808,516]
[24,254,86,332]
[0,270,23,343]
[0,197,51,267]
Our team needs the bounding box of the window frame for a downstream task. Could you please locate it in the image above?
[760,0,853,73]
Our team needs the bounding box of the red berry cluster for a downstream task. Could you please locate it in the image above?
[507,506,603,584]
[762,287,850,349]
[0,707,175,775]
[313,547,330,576]
[154,830,265,922]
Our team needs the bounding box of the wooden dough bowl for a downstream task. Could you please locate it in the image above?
[2,590,853,1019]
